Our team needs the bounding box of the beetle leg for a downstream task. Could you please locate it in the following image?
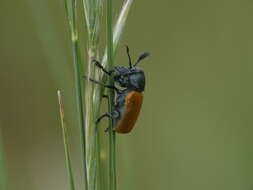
[92,60,114,76]
[88,77,122,94]
[96,111,120,132]
[96,112,113,124]
[100,95,118,132]
[96,110,119,123]
[104,111,120,132]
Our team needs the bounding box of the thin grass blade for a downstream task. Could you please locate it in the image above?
[63,0,87,189]
[106,0,117,190]
[57,90,76,190]
[81,0,104,190]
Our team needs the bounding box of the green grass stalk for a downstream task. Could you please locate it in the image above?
[57,90,76,190]
[85,45,98,190]
[82,1,103,189]
[63,0,87,189]
[106,0,117,190]
[79,0,133,189]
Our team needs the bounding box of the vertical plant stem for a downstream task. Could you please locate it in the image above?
[82,0,103,189]
[57,91,76,190]
[71,28,87,190]
[107,0,117,190]
[85,46,98,190]
[63,0,87,189]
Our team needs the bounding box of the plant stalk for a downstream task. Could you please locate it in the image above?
[82,0,103,189]
[57,91,76,190]
[85,44,98,190]
[63,0,87,189]
[107,0,117,190]
[72,33,88,190]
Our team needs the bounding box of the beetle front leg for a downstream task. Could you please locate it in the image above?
[88,77,122,94]
[93,60,114,76]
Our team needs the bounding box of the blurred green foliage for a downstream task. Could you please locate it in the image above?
[1,0,253,190]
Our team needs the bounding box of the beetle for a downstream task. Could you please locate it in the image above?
[88,46,149,133]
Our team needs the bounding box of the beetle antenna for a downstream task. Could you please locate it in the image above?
[133,52,150,67]
[126,45,132,68]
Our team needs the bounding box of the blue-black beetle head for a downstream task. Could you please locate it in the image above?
[113,46,149,92]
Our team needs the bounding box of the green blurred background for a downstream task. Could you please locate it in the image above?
[1,0,253,190]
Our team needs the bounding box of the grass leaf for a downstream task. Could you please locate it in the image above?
[57,90,76,190]
[63,0,87,189]
[106,0,117,190]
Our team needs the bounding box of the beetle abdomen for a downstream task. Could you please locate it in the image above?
[115,91,143,134]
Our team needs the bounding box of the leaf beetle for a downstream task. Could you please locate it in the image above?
[89,46,149,133]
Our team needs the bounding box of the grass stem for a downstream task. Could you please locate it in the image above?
[106,0,117,190]
[81,0,104,189]
[85,46,98,190]
[57,90,76,190]
[63,0,87,189]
